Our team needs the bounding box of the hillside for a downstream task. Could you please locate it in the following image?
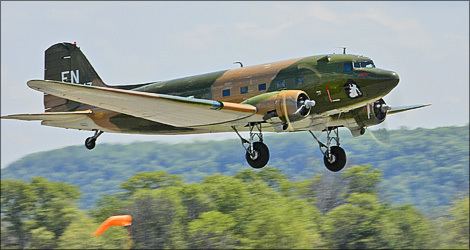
[2,125,468,213]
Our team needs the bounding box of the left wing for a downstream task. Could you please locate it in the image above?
[26,80,259,127]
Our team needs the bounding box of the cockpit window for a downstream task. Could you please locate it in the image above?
[353,60,375,68]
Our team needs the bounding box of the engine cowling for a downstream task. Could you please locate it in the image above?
[354,98,389,127]
[243,90,315,124]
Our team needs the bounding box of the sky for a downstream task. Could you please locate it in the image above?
[1,1,469,168]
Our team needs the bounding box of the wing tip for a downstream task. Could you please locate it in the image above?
[27,79,44,90]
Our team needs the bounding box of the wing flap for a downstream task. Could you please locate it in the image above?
[26,80,258,127]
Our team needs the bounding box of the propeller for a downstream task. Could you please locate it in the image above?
[282,93,315,132]
[367,125,391,146]
[294,98,315,116]
[282,93,294,132]
[365,100,391,146]
[368,100,392,146]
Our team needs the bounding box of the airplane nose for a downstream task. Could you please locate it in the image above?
[386,71,400,86]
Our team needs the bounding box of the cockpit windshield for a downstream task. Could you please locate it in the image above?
[353,60,375,68]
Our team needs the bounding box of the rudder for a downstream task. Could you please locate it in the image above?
[44,42,107,111]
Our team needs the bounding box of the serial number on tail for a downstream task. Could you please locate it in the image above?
[61,70,92,86]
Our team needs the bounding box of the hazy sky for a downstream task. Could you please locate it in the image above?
[1,1,469,168]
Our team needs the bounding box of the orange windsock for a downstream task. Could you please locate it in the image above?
[94,215,132,237]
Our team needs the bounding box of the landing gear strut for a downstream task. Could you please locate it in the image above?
[232,123,270,169]
[85,129,103,150]
[309,127,346,172]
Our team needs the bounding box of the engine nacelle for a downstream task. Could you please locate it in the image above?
[243,90,314,124]
[354,98,389,127]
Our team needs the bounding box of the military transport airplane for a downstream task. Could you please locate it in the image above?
[1,42,430,172]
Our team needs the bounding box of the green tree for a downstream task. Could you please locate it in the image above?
[121,171,182,194]
[322,193,386,249]
[342,165,382,196]
[234,181,324,248]
[442,196,469,249]
[89,194,131,222]
[29,177,80,240]
[308,173,347,213]
[29,227,55,249]
[201,175,249,214]
[188,211,237,248]
[1,180,35,248]
[180,184,215,222]
[300,165,381,214]
[129,188,186,249]
[57,212,130,249]
[1,177,81,249]
[381,205,433,249]
[234,168,292,194]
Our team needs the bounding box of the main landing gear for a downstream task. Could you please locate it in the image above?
[85,129,103,150]
[309,127,347,172]
[232,123,270,169]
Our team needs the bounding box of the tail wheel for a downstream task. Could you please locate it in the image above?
[323,146,346,172]
[85,137,96,150]
[245,142,270,169]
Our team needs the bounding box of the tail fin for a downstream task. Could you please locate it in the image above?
[44,42,107,111]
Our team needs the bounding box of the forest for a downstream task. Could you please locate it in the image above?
[1,166,468,249]
[1,125,469,248]
[2,125,468,214]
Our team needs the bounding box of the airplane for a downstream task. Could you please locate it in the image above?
[1,42,430,172]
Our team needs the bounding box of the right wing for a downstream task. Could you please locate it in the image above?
[388,104,431,115]
[26,80,260,127]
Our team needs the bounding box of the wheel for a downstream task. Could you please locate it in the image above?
[323,146,346,172]
[85,137,96,150]
[245,142,270,169]
[360,127,366,135]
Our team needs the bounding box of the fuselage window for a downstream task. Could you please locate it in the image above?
[295,76,304,84]
[240,86,248,94]
[343,62,353,72]
[276,80,286,89]
[258,83,267,91]
[222,89,230,97]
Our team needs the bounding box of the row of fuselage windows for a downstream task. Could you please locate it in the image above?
[222,61,375,96]
[222,83,266,97]
[221,77,305,97]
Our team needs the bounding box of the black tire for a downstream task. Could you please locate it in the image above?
[323,146,346,172]
[85,137,96,150]
[245,142,270,169]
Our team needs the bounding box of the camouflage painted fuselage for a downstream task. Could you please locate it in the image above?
[43,43,399,135]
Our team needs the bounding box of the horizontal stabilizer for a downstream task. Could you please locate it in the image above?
[1,110,92,121]
[1,110,103,131]
[26,80,258,127]
[389,104,431,115]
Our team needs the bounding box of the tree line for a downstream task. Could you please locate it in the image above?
[2,165,468,249]
[2,125,468,214]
